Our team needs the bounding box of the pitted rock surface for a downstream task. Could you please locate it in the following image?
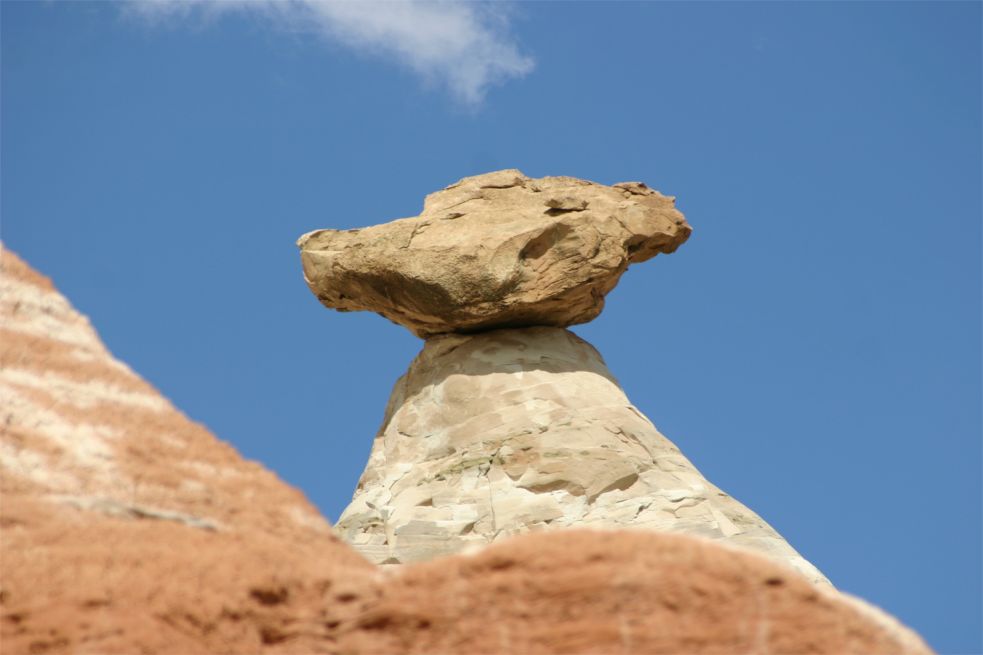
[335,327,832,587]
[298,169,691,337]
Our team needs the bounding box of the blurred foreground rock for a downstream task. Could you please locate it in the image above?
[365,530,930,655]
[0,247,932,654]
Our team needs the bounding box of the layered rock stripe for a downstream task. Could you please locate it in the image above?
[298,170,691,338]
[0,248,932,654]
[0,246,378,654]
[0,247,333,541]
[335,327,831,587]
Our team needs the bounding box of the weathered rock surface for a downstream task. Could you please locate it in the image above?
[368,530,931,655]
[0,248,335,543]
[335,327,833,587]
[298,169,691,338]
[1,248,933,654]
[0,247,379,654]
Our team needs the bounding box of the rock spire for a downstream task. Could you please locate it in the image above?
[299,170,832,587]
[334,327,829,586]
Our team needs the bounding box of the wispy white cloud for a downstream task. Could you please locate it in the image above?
[125,0,535,105]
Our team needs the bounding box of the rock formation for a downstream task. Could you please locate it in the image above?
[302,170,827,586]
[0,247,336,543]
[298,170,691,337]
[0,247,933,654]
[365,530,930,655]
[0,247,379,654]
[334,327,829,585]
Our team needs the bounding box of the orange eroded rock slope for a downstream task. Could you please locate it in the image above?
[0,248,931,654]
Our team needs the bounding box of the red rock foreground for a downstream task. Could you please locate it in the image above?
[0,248,931,654]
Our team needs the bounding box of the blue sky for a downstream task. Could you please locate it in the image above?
[2,1,980,651]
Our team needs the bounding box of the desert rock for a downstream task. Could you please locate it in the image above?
[0,246,378,654]
[369,529,931,655]
[335,327,832,587]
[0,248,334,542]
[298,169,691,338]
[0,247,932,654]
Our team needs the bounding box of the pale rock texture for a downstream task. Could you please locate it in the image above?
[0,247,933,654]
[298,169,691,338]
[335,327,832,587]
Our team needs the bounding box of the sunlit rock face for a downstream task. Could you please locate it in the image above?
[335,327,831,587]
[0,247,377,655]
[1,248,933,655]
[0,247,333,541]
[298,169,691,338]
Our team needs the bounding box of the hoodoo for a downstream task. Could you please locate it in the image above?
[299,170,830,587]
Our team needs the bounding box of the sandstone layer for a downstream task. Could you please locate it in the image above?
[335,327,832,587]
[0,248,336,544]
[0,248,932,654]
[0,247,379,654]
[298,169,691,337]
[366,530,930,655]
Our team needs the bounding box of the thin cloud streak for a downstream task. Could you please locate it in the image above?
[126,0,535,105]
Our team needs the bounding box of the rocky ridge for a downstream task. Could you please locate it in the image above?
[0,246,334,543]
[0,247,933,654]
[0,247,378,654]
